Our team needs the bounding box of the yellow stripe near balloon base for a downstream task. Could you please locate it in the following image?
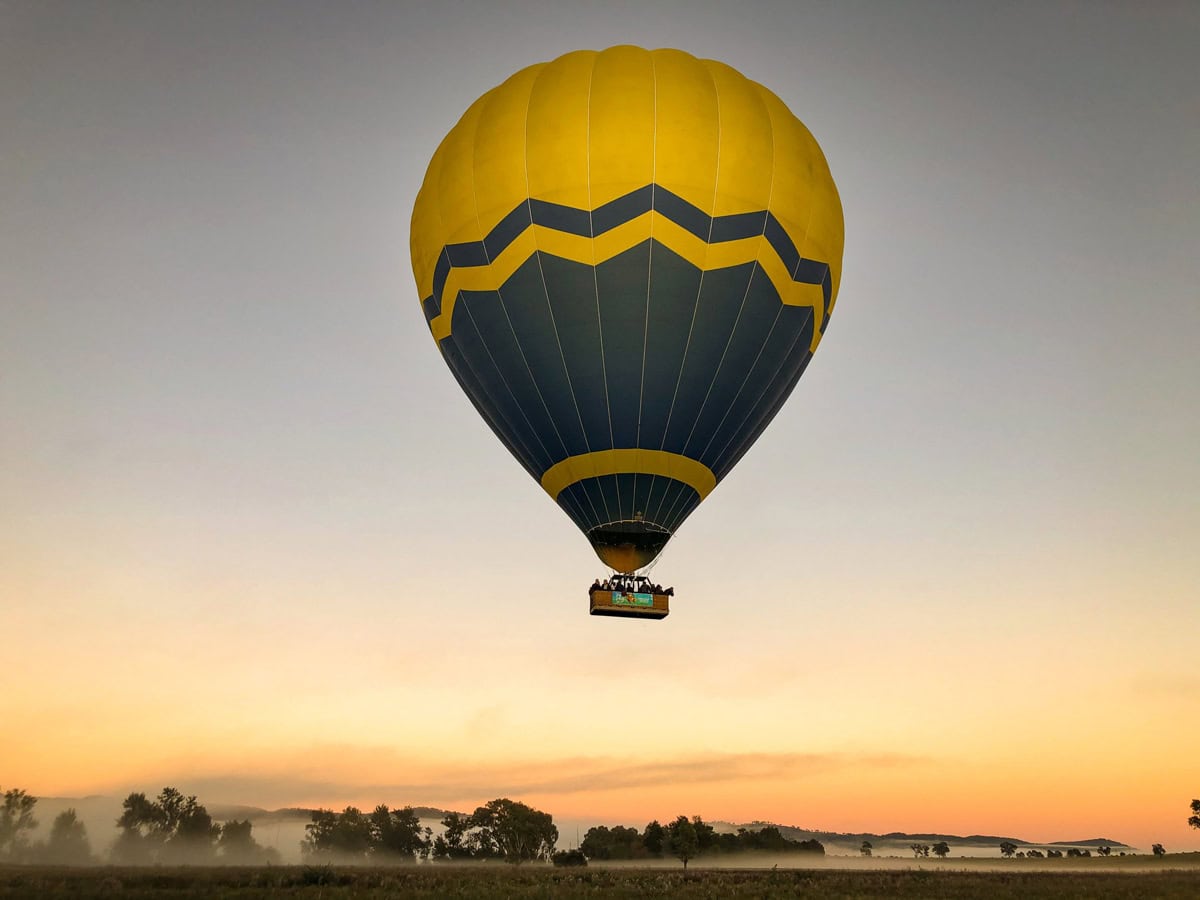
[539,449,718,503]
[427,212,827,349]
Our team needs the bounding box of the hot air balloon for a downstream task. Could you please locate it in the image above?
[410,47,843,617]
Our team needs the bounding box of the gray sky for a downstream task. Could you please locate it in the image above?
[2,0,1199,848]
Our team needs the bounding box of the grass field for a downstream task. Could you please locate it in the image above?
[2,860,1199,899]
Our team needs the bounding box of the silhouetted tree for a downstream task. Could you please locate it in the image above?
[581,825,644,860]
[932,841,950,858]
[301,807,373,860]
[579,825,608,859]
[429,801,555,863]
[430,835,449,859]
[691,817,715,854]
[1097,845,1111,857]
[31,809,93,865]
[218,820,253,861]
[1152,843,1165,857]
[911,843,930,858]
[859,840,872,857]
[999,841,1017,858]
[1027,848,1044,858]
[0,788,38,860]
[642,820,665,856]
[469,798,557,864]
[218,819,278,864]
[1189,799,1200,831]
[1046,848,1063,858]
[691,816,705,854]
[433,811,473,860]
[666,815,699,869]
[112,793,158,863]
[112,787,219,863]
[159,788,219,861]
[369,805,431,862]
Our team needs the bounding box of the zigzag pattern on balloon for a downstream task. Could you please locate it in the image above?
[434,241,818,537]
[420,184,833,345]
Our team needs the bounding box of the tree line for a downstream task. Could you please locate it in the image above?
[300,798,557,864]
[111,787,278,864]
[578,817,824,868]
[0,788,88,865]
[0,785,276,865]
[3,785,1197,866]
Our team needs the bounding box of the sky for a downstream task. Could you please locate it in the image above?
[2,0,1198,855]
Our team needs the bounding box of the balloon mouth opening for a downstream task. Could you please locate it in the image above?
[588,521,671,574]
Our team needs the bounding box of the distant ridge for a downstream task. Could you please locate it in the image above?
[720,821,1133,850]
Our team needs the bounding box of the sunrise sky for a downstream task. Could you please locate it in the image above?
[2,1,1198,854]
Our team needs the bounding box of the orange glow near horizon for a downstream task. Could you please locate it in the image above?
[4,551,1199,854]
[8,697,1198,853]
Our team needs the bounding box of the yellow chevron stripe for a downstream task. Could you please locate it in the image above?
[427,213,826,347]
[540,449,718,502]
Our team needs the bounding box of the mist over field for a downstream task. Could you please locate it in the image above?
[24,796,1144,867]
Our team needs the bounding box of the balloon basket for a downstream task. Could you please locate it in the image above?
[587,574,672,619]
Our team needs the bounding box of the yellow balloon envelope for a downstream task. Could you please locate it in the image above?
[412,47,844,573]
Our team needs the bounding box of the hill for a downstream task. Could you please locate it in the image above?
[720,821,1134,855]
